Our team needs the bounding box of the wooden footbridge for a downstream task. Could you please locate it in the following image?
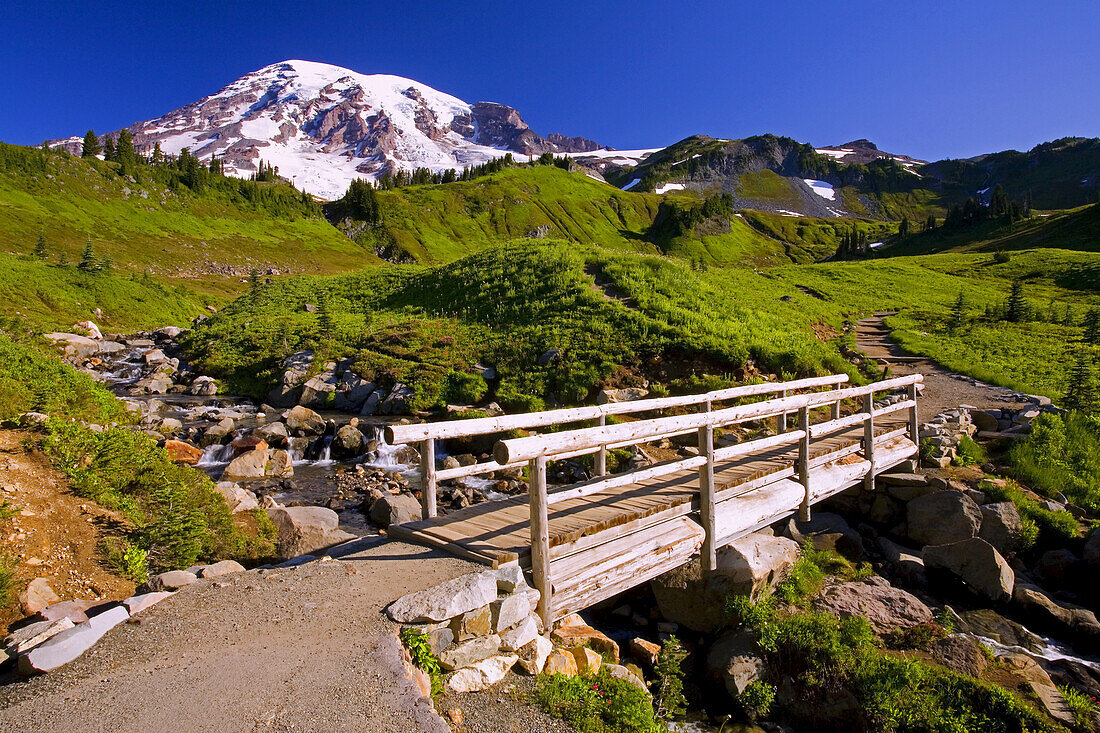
[386,374,922,627]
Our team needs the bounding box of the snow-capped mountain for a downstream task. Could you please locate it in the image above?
[54,60,603,199]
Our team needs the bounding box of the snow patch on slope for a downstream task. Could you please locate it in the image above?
[802,179,836,201]
[655,182,686,194]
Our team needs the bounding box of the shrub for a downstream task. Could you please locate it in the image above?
[399,627,443,696]
[953,434,987,467]
[1058,684,1098,730]
[724,593,777,629]
[444,370,488,404]
[884,622,948,650]
[533,669,664,733]
[1009,411,1100,511]
[756,612,876,688]
[653,637,687,720]
[739,680,775,721]
[979,477,1081,547]
[106,541,149,583]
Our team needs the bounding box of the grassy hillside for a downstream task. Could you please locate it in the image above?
[0,143,378,277]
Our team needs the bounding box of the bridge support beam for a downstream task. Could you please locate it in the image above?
[420,439,437,519]
[798,406,811,521]
[698,423,717,572]
[595,415,607,477]
[908,383,919,446]
[863,393,876,491]
[529,455,552,629]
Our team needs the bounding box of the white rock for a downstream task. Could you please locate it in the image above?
[387,570,499,623]
[491,592,530,633]
[18,605,129,675]
[444,654,518,693]
[496,564,529,594]
[516,635,553,675]
[500,614,539,652]
[123,592,172,615]
[3,618,75,657]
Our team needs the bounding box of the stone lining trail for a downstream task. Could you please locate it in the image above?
[856,314,1031,418]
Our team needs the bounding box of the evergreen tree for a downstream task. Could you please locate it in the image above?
[115,130,136,173]
[1004,279,1027,323]
[99,253,113,273]
[58,252,68,267]
[925,214,936,232]
[103,136,116,162]
[898,216,910,238]
[81,130,101,158]
[316,291,335,335]
[249,268,262,293]
[1064,350,1098,413]
[78,241,98,272]
[32,234,47,259]
[990,184,1008,216]
[948,292,967,333]
[151,142,164,165]
[1084,308,1100,344]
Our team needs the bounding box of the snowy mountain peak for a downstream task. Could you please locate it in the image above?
[63,60,602,199]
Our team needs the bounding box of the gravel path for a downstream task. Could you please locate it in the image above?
[0,537,510,732]
[856,314,1031,418]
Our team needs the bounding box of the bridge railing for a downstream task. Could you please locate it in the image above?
[385,374,850,519]
[490,373,922,626]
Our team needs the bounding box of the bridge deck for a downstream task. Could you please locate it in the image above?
[390,418,909,570]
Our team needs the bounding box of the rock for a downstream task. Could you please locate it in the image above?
[123,592,172,615]
[215,483,259,513]
[491,592,532,633]
[551,613,619,663]
[1036,548,1082,586]
[438,634,502,671]
[19,605,129,675]
[956,609,1044,653]
[153,326,184,340]
[198,560,245,578]
[189,375,218,396]
[783,511,864,559]
[597,388,649,404]
[19,412,49,428]
[998,653,1075,726]
[515,635,553,675]
[164,439,204,465]
[44,332,99,359]
[876,537,927,587]
[923,538,1014,602]
[143,570,198,592]
[381,382,415,415]
[706,629,765,698]
[978,502,1024,554]
[500,615,539,652]
[629,638,662,667]
[2,618,75,658]
[496,565,529,594]
[36,600,96,625]
[266,449,294,478]
[253,421,289,447]
[930,635,989,678]
[450,606,493,641]
[445,654,518,693]
[369,492,422,527]
[299,372,338,409]
[157,417,183,436]
[334,377,375,412]
[359,391,382,416]
[569,646,603,675]
[970,409,1001,433]
[906,491,982,547]
[222,447,269,480]
[650,533,800,633]
[813,576,933,634]
[877,473,929,488]
[286,405,325,436]
[19,578,60,615]
[605,663,648,691]
[266,506,355,559]
[331,424,364,458]
[387,570,499,623]
[544,648,579,677]
[538,349,560,366]
[73,321,102,339]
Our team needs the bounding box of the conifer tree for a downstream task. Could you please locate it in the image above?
[948,292,966,333]
[58,252,68,267]
[1004,279,1027,322]
[1084,308,1100,344]
[1064,350,1098,413]
[925,214,936,232]
[151,142,164,165]
[99,253,112,273]
[317,291,335,335]
[78,241,98,272]
[32,234,47,259]
[81,130,101,158]
[116,130,136,173]
[103,136,116,162]
[898,216,910,238]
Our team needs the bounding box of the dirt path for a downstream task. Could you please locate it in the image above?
[856,314,1031,418]
[0,431,135,629]
[0,536,568,732]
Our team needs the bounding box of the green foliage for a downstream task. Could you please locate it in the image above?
[980,477,1081,546]
[0,553,14,608]
[884,621,949,650]
[738,680,775,721]
[444,370,488,404]
[653,637,687,720]
[1009,411,1100,511]
[1058,684,1098,730]
[533,670,665,733]
[724,592,777,628]
[106,541,149,583]
[953,435,987,467]
[399,627,444,696]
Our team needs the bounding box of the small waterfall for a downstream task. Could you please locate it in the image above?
[316,435,334,465]
[367,426,414,469]
[197,442,237,467]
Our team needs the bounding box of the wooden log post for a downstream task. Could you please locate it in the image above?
[831,398,842,420]
[698,421,717,572]
[863,392,875,490]
[529,455,552,628]
[776,389,788,433]
[908,382,920,446]
[798,406,811,521]
[594,415,607,477]
[420,439,437,519]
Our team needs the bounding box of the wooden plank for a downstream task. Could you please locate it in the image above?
[909,384,920,446]
[547,455,707,506]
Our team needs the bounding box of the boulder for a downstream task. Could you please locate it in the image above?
[706,629,765,698]
[551,613,619,663]
[44,332,99,359]
[286,405,325,436]
[1036,549,1082,586]
[36,600,96,625]
[253,421,289,447]
[650,533,799,633]
[597,388,649,404]
[500,615,539,652]
[544,648,578,677]
[1085,528,1100,568]
[970,409,1001,433]
[299,372,338,409]
[813,576,933,634]
[496,565,529,594]
[876,537,927,587]
[569,646,603,675]
[438,634,502,671]
[164,439,204,465]
[783,512,865,559]
[369,493,422,528]
[387,570,499,623]
[1013,581,1100,639]
[444,654,518,693]
[360,391,383,416]
[198,560,245,578]
[334,377,375,412]
[978,502,1024,554]
[189,376,218,396]
[956,608,1044,653]
[2,618,75,658]
[19,578,60,615]
[450,606,492,641]
[605,663,648,692]
[18,605,129,675]
[215,483,259,513]
[266,506,356,559]
[222,447,269,480]
[491,592,532,633]
[381,382,415,415]
[157,417,183,436]
[906,491,982,547]
[923,538,1014,602]
[266,449,294,478]
[123,592,172,615]
[142,570,198,592]
[73,321,102,339]
[515,635,553,675]
[930,635,989,678]
[331,424,364,458]
[629,638,661,667]
[997,653,1075,726]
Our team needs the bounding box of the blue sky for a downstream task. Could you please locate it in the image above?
[3,0,1097,161]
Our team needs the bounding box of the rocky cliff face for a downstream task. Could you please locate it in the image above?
[53,60,601,199]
